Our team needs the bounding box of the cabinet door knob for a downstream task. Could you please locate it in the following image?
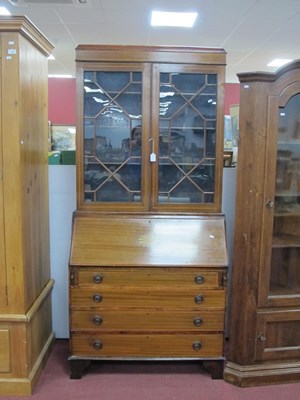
[192,341,202,351]
[257,333,266,342]
[266,200,274,209]
[93,340,103,350]
[193,318,203,327]
[195,275,204,284]
[195,295,204,304]
[93,275,103,284]
[93,315,103,325]
[93,294,102,303]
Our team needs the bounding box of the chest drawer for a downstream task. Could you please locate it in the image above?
[70,267,225,289]
[70,310,225,332]
[70,287,226,309]
[71,332,224,358]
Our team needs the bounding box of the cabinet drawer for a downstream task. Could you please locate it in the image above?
[71,267,224,289]
[71,333,224,358]
[70,310,225,332]
[70,287,226,309]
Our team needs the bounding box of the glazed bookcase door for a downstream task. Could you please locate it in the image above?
[259,85,300,307]
[76,63,151,212]
[151,64,224,213]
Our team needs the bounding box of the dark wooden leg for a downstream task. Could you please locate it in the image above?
[69,359,92,379]
[202,360,224,379]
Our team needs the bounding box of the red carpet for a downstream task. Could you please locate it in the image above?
[4,340,300,399]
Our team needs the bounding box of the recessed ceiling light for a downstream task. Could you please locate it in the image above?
[48,74,73,78]
[48,55,55,60]
[0,7,11,15]
[151,11,198,28]
[267,59,293,67]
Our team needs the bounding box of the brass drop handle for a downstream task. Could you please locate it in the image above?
[266,200,274,209]
[93,275,103,284]
[195,295,204,304]
[193,318,203,327]
[192,341,202,351]
[195,275,204,284]
[93,340,103,350]
[93,294,102,303]
[93,315,103,325]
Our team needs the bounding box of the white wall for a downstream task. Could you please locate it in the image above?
[48,166,236,338]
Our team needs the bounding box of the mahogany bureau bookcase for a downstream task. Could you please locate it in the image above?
[68,45,228,379]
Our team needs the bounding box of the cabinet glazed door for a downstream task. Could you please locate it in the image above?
[77,63,151,211]
[151,64,224,213]
[259,86,300,307]
[76,59,224,213]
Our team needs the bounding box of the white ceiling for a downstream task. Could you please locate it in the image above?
[2,0,300,83]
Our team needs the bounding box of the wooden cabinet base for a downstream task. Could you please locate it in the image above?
[69,357,225,380]
[0,280,55,396]
[224,361,300,387]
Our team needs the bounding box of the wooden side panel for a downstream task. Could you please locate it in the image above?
[0,34,8,310]
[0,31,51,313]
[26,281,54,372]
[0,329,10,372]
[227,80,270,364]
[0,281,54,395]
[0,321,27,379]
[18,34,51,310]
[1,32,25,313]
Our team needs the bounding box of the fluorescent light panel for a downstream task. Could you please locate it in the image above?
[0,7,11,15]
[267,58,293,67]
[48,74,73,78]
[151,11,198,27]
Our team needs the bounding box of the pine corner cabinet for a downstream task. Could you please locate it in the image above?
[224,60,300,386]
[0,16,54,395]
[69,45,228,379]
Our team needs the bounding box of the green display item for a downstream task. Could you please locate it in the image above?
[48,152,61,164]
[61,150,76,165]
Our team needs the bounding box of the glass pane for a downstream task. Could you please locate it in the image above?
[158,72,217,204]
[83,71,143,203]
[270,94,300,295]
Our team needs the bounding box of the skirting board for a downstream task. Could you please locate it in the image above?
[224,360,300,387]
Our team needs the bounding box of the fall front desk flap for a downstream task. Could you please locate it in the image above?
[69,214,228,267]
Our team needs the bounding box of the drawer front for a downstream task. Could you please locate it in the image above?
[70,287,226,309]
[71,267,224,289]
[70,310,225,332]
[71,333,224,358]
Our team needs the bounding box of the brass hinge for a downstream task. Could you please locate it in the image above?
[222,271,228,287]
[69,270,75,285]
